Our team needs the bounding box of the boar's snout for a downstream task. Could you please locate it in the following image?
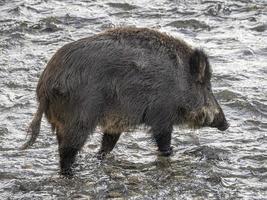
[219,122,229,131]
[206,93,229,131]
[210,109,229,131]
[214,119,229,131]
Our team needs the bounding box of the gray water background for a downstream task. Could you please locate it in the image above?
[0,0,266,199]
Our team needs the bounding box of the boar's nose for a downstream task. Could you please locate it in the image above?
[217,121,229,131]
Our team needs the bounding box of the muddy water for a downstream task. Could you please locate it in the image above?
[0,0,266,199]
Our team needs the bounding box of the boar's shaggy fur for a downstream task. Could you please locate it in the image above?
[23,27,229,175]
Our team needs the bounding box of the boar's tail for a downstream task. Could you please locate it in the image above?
[21,100,46,150]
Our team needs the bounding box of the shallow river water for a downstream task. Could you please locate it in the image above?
[0,0,267,199]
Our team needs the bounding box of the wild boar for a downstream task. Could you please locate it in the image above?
[22,27,229,175]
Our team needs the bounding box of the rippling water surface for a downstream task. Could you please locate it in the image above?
[0,0,266,199]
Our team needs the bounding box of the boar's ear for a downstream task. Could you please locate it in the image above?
[189,49,208,83]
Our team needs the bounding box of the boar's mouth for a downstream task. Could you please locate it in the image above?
[210,117,229,131]
[186,106,220,129]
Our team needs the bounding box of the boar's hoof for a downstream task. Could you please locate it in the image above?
[96,151,108,160]
[60,168,74,177]
[158,146,173,157]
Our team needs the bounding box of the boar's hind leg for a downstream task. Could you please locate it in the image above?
[58,124,91,176]
[97,133,121,159]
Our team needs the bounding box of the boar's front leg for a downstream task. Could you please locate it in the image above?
[145,105,174,156]
[97,133,121,159]
[152,125,173,157]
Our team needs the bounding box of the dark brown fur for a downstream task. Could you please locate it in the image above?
[23,27,229,176]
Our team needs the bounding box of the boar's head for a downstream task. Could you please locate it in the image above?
[183,49,229,131]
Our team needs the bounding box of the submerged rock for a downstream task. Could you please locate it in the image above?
[185,146,228,161]
[250,24,267,32]
[166,19,210,30]
[107,3,138,11]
